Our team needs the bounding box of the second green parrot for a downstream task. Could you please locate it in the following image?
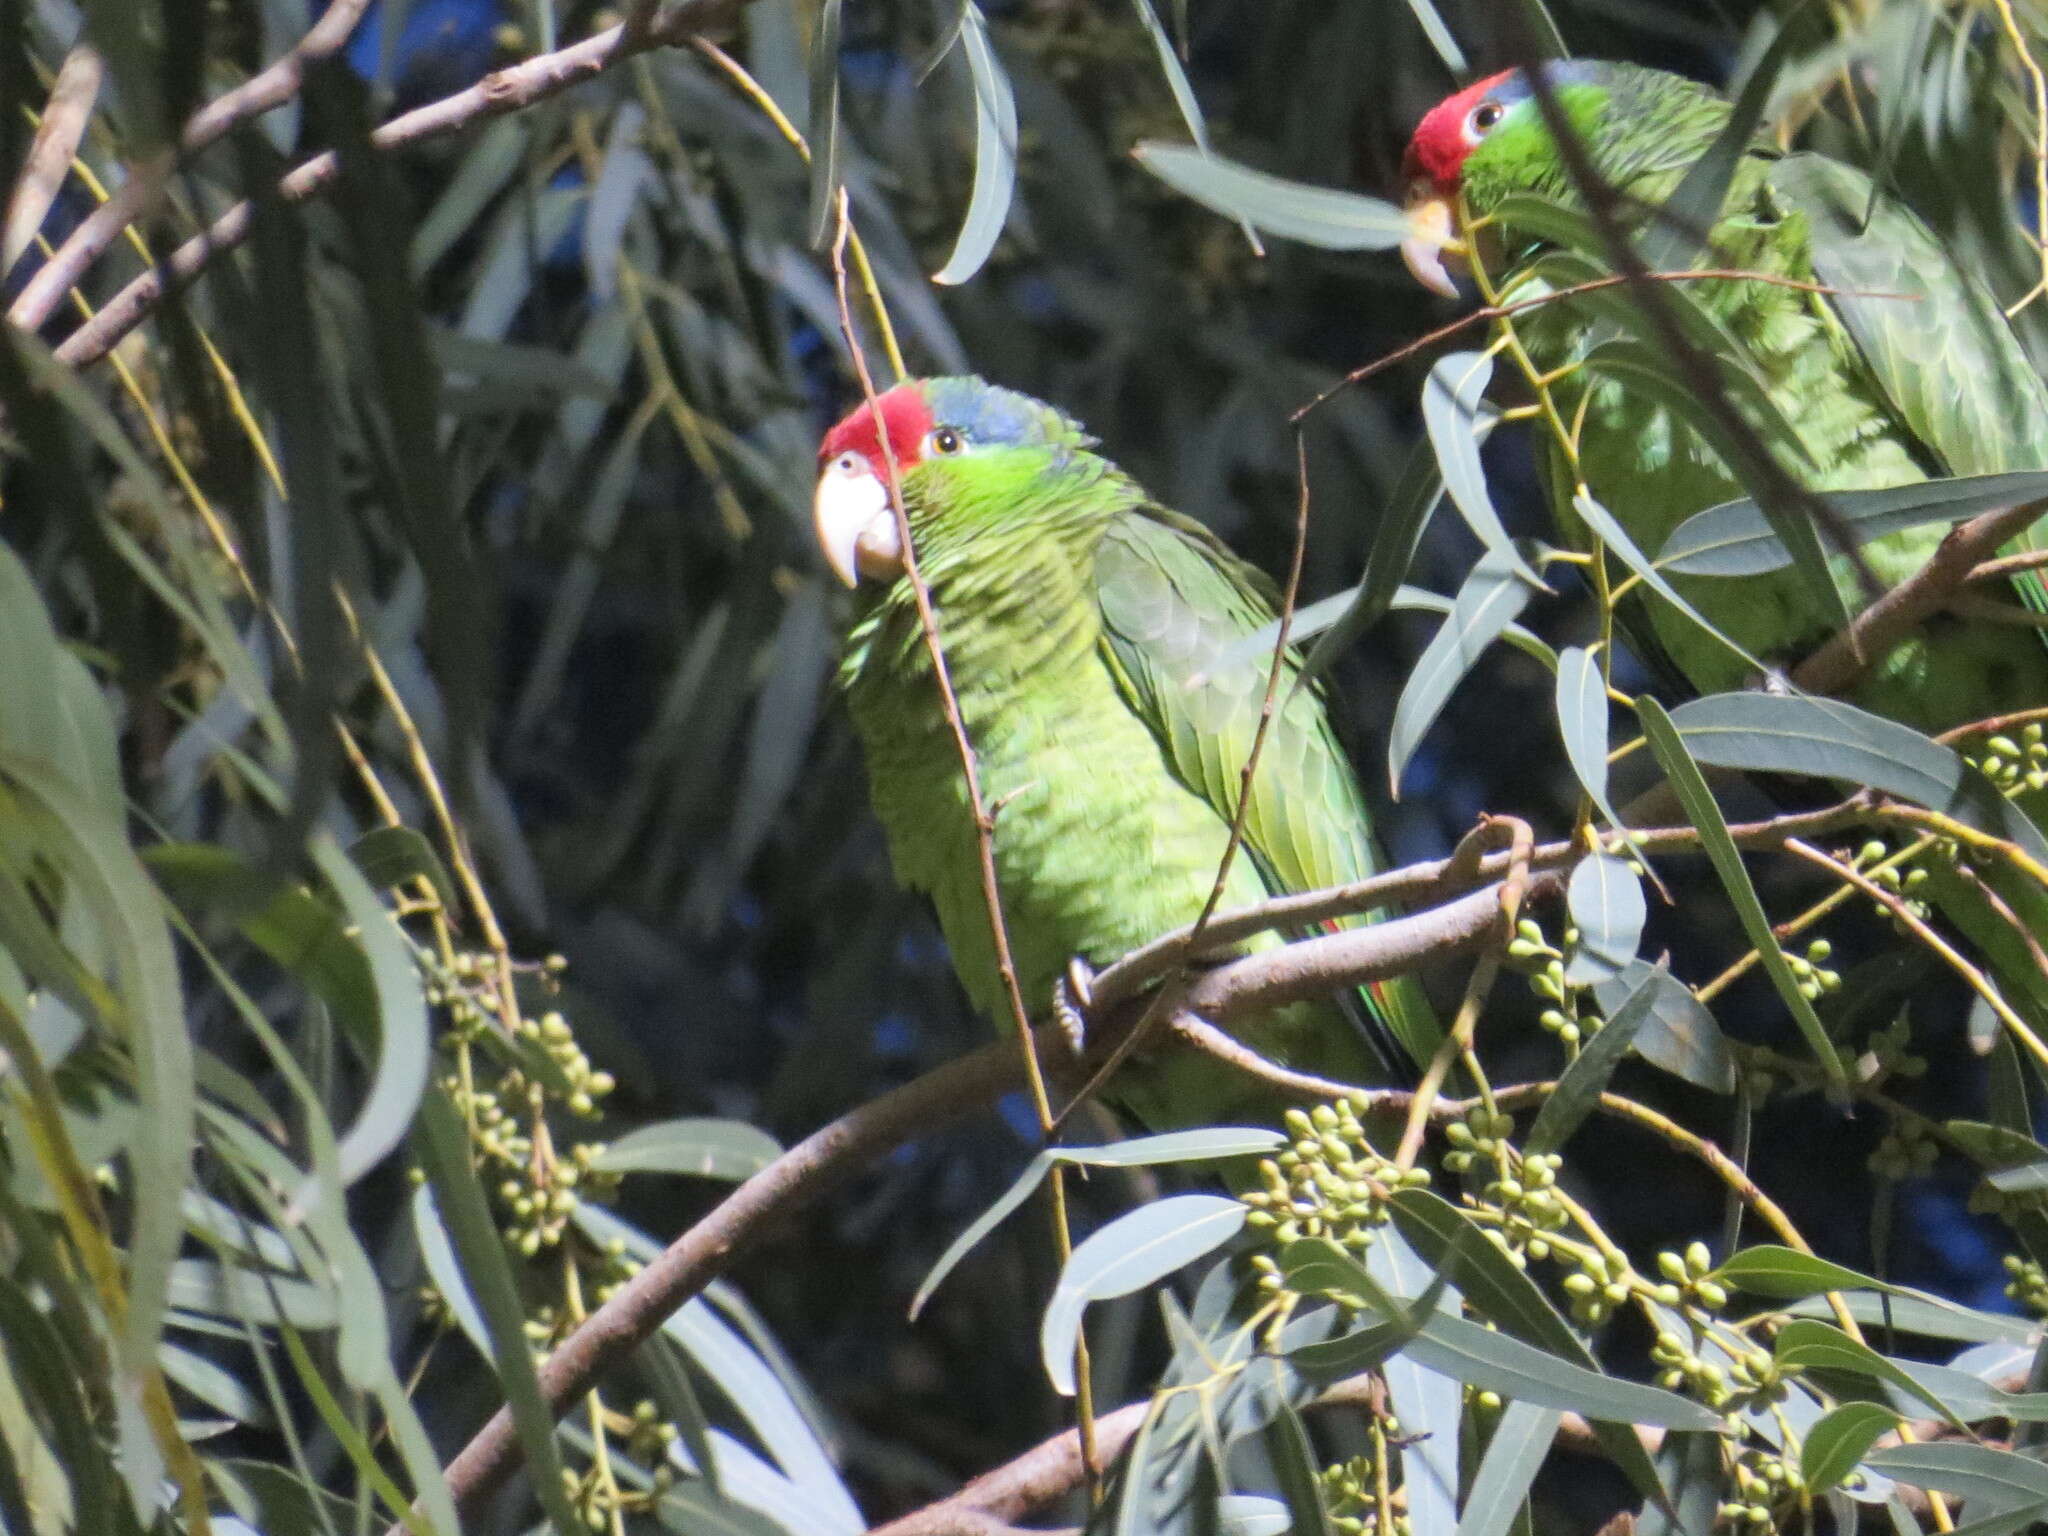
[1398,59,2048,733]
[814,377,1438,1131]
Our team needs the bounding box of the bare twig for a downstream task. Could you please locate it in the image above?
[1792,500,2048,696]
[1291,268,1902,425]
[42,0,745,370]
[10,0,374,333]
[3,45,105,276]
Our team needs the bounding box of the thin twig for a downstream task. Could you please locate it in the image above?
[10,0,375,332]
[1782,837,2048,1072]
[1291,268,1905,424]
[1793,499,2048,696]
[1087,801,1869,1015]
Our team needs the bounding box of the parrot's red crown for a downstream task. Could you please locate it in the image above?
[820,386,935,476]
[1404,69,1515,193]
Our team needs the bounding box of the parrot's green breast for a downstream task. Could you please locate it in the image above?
[838,533,1306,1129]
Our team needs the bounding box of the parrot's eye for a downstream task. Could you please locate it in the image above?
[1466,100,1505,139]
[928,427,966,456]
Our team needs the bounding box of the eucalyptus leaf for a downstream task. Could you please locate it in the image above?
[1040,1195,1247,1395]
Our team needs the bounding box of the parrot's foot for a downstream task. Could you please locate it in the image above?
[1054,957,1095,1054]
[1756,666,1795,696]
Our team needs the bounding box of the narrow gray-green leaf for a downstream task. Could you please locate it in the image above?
[913,1130,1278,1319]
[1423,352,1543,588]
[1635,697,1846,1092]
[1774,1320,1967,1429]
[1803,1402,1902,1495]
[1712,1245,1883,1301]
[308,834,429,1191]
[1457,1401,1562,1536]
[1563,852,1645,985]
[1387,1190,1675,1514]
[1555,646,1625,831]
[409,1184,491,1355]
[1527,964,1660,1154]
[1863,1444,2048,1511]
[1663,692,2048,870]
[1389,546,1543,796]
[592,1118,784,1182]
[1574,491,1766,675]
[1132,143,1410,250]
[414,1088,582,1536]
[931,4,1017,285]
[1592,960,1736,1093]
[1040,1195,1246,1395]
[1659,471,2048,578]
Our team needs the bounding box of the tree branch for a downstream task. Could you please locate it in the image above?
[1792,499,2048,697]
[3,44,105,277]
[9,0,373,333]
[38,0,746,371]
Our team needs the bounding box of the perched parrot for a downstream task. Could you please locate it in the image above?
[812,377,1439,1131]
[1397,59,2048,733]
[1395,60,2048,1016]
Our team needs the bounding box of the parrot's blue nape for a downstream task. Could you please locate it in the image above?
[919,377,1095,451]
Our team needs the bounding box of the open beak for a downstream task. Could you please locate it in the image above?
[1400,183,1465,299]
[813,454,905,587]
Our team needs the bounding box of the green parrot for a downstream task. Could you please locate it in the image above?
[813,376,1439,1131]
[1397,59,2048,733]
[1396,60,2048,1021]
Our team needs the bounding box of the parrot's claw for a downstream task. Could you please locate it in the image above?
[1757,667,1796,696]
[1054,958,1095,1053]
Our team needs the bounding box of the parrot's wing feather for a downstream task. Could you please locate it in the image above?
[1093,506,1441,1072]
[1769,151,2048,611]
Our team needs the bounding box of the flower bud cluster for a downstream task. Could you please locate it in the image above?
[1483,1151,1569,1257]
[428,951,619,1255]
[1241,1098,1428,1279]
[1718,1449,1801,1530]
[1861,1012,1928,1086]
[1558,1246,1635,1327]
[1968,1178,2047,1222]
[1972,724,2048,799]
[1508,921,1570,1010]
[2004,1255,2048,1317]
[1869,1114,1938,1180]
[1781,938,1840,1002]
[1845,840,1931,926]
[1317,1451,1409,1536]
[1653,1241,1728,1316]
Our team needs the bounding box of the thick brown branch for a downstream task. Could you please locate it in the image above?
[416,1030,1036,1533]
[42,0,744,370]
[9,0,372,333]
[1089,800,1868,1014]
[1793,499,2048,696]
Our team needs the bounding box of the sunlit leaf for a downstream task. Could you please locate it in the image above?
[1040,1196,1247,1395]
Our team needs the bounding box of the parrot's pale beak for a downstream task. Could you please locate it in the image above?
[813,453,905,587]
[1400,183,1465,300]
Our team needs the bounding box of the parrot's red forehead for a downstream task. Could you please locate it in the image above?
[1404,69,1516,193]
[820,386,934,473]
